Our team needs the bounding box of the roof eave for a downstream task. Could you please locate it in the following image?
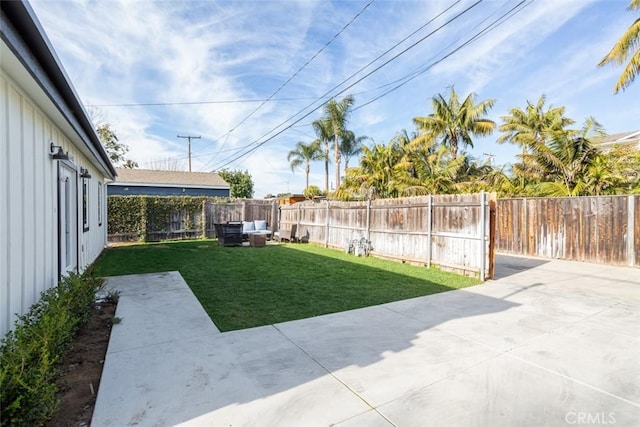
[108,182,230,190]
[1,1,116,179]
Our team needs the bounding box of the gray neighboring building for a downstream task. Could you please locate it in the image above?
[108,168,230,197]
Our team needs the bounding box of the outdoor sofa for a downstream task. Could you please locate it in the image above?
[242,220,272,240]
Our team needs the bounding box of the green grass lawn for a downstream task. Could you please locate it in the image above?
[92,240,480,331]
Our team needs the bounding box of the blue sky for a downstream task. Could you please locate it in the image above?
[30,0,639,197]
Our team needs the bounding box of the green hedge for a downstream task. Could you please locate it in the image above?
[107,195,147,236]
[108,196,209,241]
[0,273,103,425]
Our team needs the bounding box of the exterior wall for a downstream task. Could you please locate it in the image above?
[108,184,230,197]
[0,69,108,337]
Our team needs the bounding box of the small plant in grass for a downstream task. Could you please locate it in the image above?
[0,273,103,425]
[111,316,123,325]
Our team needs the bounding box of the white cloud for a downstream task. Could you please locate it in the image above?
[28,0,640,197]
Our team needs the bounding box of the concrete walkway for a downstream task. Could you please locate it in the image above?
[92,256,640,426]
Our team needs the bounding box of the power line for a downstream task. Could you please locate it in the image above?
[209,0,483,170]
[223,0,376,136]
[154,0,530,171]
[354,0,532,111]
[86,2,375,111]
[86,96,320,107]
[200,0,376,170]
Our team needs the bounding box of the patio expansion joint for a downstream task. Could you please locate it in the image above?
[496,300,640,409]
[270,324,399,427]
[502,352,640,409]
[377,304,640,412]
[375,351,508,410]
[387,302,640,410]
[106,330,217,355]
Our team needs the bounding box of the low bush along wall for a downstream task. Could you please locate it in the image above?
[0,273,103,426]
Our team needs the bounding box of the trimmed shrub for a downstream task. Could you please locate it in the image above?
[107,195,208,241]
[0,273,103,426]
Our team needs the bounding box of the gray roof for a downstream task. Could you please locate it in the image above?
[1,1,116,179]
[592,130,640,149]
[112,168,229,189]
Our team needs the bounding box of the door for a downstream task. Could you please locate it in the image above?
[59,163,78,276]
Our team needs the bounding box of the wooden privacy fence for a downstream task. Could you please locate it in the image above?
[202,199,278,238]
[108,197,277,242]
[496,195,639,267]
[280,193,496,280]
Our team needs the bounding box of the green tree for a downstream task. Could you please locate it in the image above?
[287,140,323,191]
[598,0,640,93]
[312,118,332,192]
[586,143,640,194]
[218,169,254,198]
[413,86,496,159]
[96,124,138,168]
[498,94,574,156]
[303,185,322,199]
[523,117,604,196]
[395,140,465,196]
[324,95,355,189]
[353,140,404,199]
[340,131,368,174]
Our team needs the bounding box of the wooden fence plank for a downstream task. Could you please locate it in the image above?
[496,195,637,267]
[634,196,639,266]
[279,194,493,279]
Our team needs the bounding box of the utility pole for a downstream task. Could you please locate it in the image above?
[177,135,201,172]
[483,152,494,166]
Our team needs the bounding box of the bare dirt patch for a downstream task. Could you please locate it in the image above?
[45,301,116,427]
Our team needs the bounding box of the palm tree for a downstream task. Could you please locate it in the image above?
[340,131,368,174]
[312,118,332,192]
[526,117,605,196]
[324,95,355,189]
[585,143,640,195]
[585,155,626,195]
[413,86,496,159]
[598,0,640,93]
[287,140,323,191]
[357,141,403,199]
[498,95,574,156]
[395,143,465,195]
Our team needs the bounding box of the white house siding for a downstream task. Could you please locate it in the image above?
[0,70,109,337]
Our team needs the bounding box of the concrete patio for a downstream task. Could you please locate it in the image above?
[92,255,640,426]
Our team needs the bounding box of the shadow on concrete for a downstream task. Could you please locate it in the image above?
[493,253,550,280]
[95,253,522,426]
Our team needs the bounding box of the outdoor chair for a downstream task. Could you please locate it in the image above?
[276,224,297,243]
[214,223,243,246]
